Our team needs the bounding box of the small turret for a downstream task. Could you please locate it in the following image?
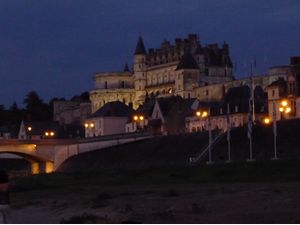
[123,63,130,72]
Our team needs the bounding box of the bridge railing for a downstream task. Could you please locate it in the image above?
[0,131,152,145]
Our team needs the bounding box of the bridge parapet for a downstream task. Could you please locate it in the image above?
[0,133,152,173]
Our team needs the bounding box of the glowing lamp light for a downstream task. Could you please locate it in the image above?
[196,111,201,117]
[202,111,208,117]
[90,123,94,128]
[279,107,284,112]
[84,123,89,128]
[281,100,288,107]
[139,116,144,121]
[50,132,55,136]
[133,116,138,121]
[45,132,49,136]
[285,107,291,113]
[264,117,271,125]
[27,126,32,131]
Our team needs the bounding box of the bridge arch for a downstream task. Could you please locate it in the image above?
[0,147,54,174]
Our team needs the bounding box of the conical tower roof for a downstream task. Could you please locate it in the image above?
[134,36,146,55]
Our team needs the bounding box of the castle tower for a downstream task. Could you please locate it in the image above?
[133,35,147,107]
[175,51,200,99]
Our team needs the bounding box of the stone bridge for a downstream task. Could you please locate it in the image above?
[0,133,150,174]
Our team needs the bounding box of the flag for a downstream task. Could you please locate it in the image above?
[226,104,231,142]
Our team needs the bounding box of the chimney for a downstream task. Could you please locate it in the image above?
[290,56,300,65]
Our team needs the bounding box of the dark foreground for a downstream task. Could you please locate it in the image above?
[8,160,300,223]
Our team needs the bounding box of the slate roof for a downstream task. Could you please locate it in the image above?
[135,97,156,117]
[134,36,146,55]
[223,85,251,106]
[203,47,233,67]
[176,51,199,70]
[157,96,196,117]
[268,77,287,88]
[90,101,134,118]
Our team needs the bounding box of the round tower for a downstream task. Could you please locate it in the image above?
[133,35,147,107]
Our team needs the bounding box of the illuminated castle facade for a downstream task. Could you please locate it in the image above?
[89,34,233,112]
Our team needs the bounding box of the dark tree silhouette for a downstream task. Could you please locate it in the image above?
[23,91,51,121]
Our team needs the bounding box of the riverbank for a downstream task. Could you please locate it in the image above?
[8,161,300,223]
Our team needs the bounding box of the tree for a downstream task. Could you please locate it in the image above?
[9,102,18,111]
[24,91,44,111]
[70,92,90,102]
[23,91,51,121]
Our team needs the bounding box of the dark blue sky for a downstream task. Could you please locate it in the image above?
[0,0,300,107]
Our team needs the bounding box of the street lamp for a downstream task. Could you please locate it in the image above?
[133,114,145,131]
[263,117,271,125]
[271,99,291,160]
[196,109,212,164]
[44,131,55,138]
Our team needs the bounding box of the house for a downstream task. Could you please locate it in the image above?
[125,96,156,133]
[149,96,195,135]
[266,56,300,120]
[18,121,61,140]
[84,101,134,138]
[186,85,268,133]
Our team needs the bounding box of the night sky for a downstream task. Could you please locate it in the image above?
[0,0,300,107]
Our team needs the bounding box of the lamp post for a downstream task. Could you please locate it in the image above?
[274,99,291,160]
[196,108,212,164]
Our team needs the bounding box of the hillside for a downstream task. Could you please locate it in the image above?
[58,132,210,172]
[58,119,300,172]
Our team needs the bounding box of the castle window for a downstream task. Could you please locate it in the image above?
[104,81,108,89]
[272,89,275,97]
[121,81,125,88]
[206,90,209,96]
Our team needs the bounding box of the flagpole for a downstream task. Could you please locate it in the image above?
[272,101,278,160]
[207,107,213,164]
[249,134,253,160]
[226,104,231,162]
[251,59,255,123]
[247,88,254,162]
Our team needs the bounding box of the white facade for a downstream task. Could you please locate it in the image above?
[84,117,129,138]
